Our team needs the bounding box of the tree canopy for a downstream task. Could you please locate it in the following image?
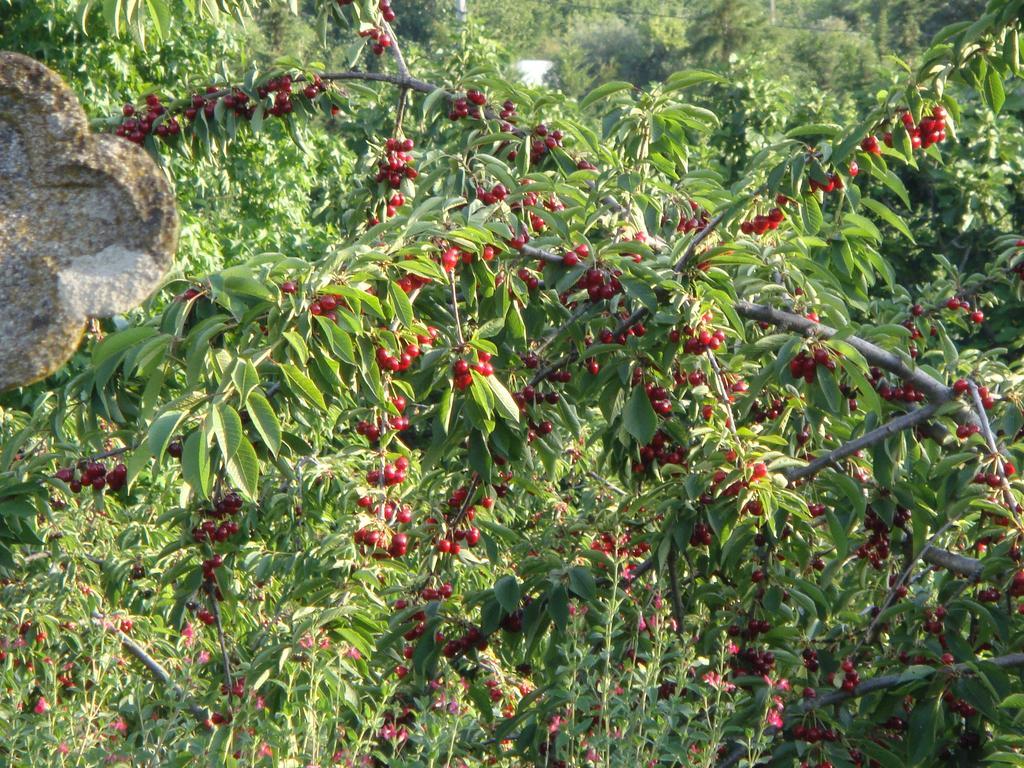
[1,1,1024,767]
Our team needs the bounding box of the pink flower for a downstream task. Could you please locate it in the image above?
[181,623,195,647]
[33,696,48,714]
[299,633,315,650]
[197,650,211,664]
[257,742,273,759]
[766,709,783,729]
[57,743,69,755]
[254,696,266,710]
[111,718,128,733]
[343,645,361,660]
[702,671,736,692]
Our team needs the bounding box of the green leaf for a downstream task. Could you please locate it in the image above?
[579,80,633,111]
[568,566,596,601]
[487,377,520,423]
[387,280,415,327]
[664,69,727,90]
[212,403,244,462]
[246,391,282,456]
[182,427,212,498]
[92,327,158,369]
[547,584,570,631]
[494,575,521,613]
[984,68,1006,114]
[148,410,186,459]
[232,359,261,403]
[801,195,823,235]
[879,170,911,208]
[226,434,260,499]
[278,362,327,410]
[860,198,915,242]
[623,385,657,445]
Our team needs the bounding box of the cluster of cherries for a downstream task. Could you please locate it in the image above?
[672,200,711,233]
[871,369,927,403]
[589,531,651,560]
[669,317,727,355]
[730,645,775,676]
[688,521,713,547]
[355,416,403,443]
[54,460,127,495]
[374,137,417,189]
[727,615,772,641]
[441,624,490,659]
[801,647,820,671]
[528,123,566,164]
[512,384,560,410]
[853,507,905,569]
[572,264,624,304]
[972,462,1015,488]
[308,291,344,320]
[559,242,590,267]
[357,26,394,56]
[396,268,433,294]
[374,334,427,373]
[447,89,486,121]
[117,74,330,146]
[836,657,861,692]
[356,495,413,525]
[382,192,406,219]
[115,94,180,144]
[440,243,496,271]
[789,346,837,384]
[353,526,408,559]
[451,351,495,391]
[191,492,244,544]
[475,181,509,205]
[366,456,410,487]
[807,173,844,194]
[750,395,787,423]
[738,207,785,235]
[633,430,688,475]
[643,381,674,417]
[792,721,840,746]
[944,295,986,324]
[883,105,949,151]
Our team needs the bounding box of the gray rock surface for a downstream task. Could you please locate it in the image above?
[0,52,177,390]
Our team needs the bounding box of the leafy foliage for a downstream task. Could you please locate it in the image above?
[2,2,1024,767]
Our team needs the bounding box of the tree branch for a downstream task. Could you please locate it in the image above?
[91,611,209,725]
[783,402,943,484]
[719,652,1024,767]
[733,301,955,405]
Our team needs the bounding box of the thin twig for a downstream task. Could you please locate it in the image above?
[666,545,686,636]
[588,470,626,497]
[706,351,739,438]
[450,276,465,346]
[204,582,233,697]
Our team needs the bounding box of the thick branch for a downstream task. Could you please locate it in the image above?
[921,545,983,578]
[733,301,955,404]
[783,402,942,483]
